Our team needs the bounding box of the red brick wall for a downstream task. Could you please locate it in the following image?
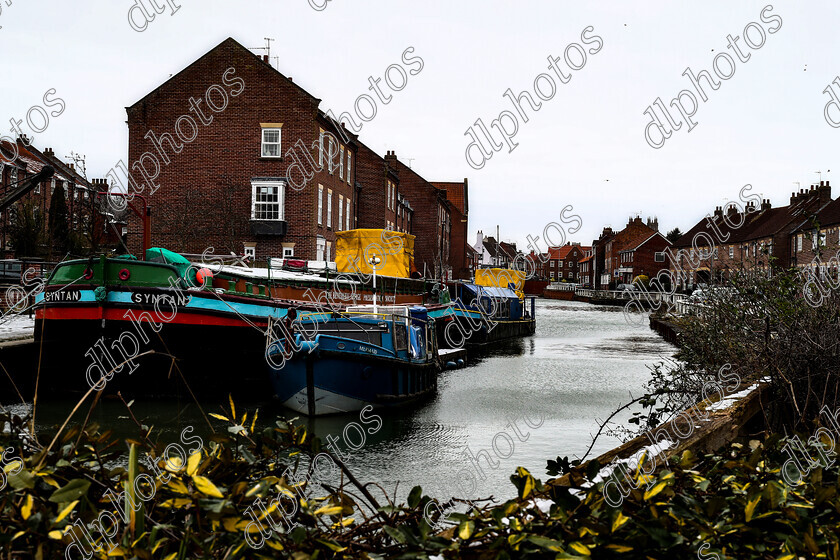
[385,153,450,278]
[355,141,396,230]
[125,38,356,261]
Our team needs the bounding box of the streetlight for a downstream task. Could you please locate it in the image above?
[369,256,381,314]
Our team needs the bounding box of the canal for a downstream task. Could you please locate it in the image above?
[15,299,676,505]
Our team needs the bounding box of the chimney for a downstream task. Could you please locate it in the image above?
[727,204,738,216]
[262,55,269,63]
[714,206,723,219]
[819,180,831,205]
[761,198,771,211]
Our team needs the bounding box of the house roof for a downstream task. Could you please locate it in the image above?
[128,38,321,112]
[432,181,468,215]
[547,245,580,260]
[621,231,670,252]
[791,196,840,233]
[579,255,594,263]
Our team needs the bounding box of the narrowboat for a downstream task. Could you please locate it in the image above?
[267,305,439,416]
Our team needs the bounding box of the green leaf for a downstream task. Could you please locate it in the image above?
[525,535,565,552]
[407,485,423,509]
[49,479,91,503]
[384,525,407,544]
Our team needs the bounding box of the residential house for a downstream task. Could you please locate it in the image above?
[125,37,357,262]
[546,242,585,282]
[616,231,671,285]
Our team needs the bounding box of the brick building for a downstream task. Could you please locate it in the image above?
[384,152,452,280]
[601,217,658,289]
[355,141,412,233]
[669,185,829,289]
[125,37,358,262]
[433,180,469,279]
[791,182,840,274]
[616,231,671,285]
[0,138,110,258]
[546,243,585,282]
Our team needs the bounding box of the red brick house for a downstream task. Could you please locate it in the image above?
[588,226,615,290]
[616,231,671,285]
[433,180,469,280]
[578,254,593,287]
[125,37,357,262]
[601,217,658,289]
[546,243,585,282]
[789,181,839,274]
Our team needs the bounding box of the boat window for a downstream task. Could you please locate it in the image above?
[393,323,407,351]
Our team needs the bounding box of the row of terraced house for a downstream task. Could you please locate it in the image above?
[569,180,840,291]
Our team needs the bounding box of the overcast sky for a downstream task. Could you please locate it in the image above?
[1,1,838,249]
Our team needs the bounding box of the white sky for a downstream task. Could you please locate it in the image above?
[1,1,838,249]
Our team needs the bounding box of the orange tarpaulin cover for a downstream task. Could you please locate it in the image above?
[335,229,415,278]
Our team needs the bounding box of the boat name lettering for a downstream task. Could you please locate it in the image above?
[358,345,378,355]
[44,290,82,302]
[131,293,190,306]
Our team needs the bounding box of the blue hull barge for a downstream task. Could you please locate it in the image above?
[267,305,440,416]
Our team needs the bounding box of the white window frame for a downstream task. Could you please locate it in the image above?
[338,194,344,231]
[283,247,294,258]
[326,241,332,262]
[261,128,282,158]
[729,246,734,258]
[250,181,285,221]
[318,128,325,169]
[797,235,803,252]
[316,236,326,261]
[327,188,332,229]
[244,246,256,260]
[318,184,323,225]
[347,152,352,183]
[345,199,351,230]
[339,145,345,180]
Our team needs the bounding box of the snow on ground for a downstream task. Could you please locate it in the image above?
[0,313,35,342]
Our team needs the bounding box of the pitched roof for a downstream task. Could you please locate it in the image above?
[791,196,840,233]
[547,245,580,260]
[128,37,319,111]
[621,231,670,252]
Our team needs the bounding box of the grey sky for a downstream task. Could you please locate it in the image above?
[1,1,838,250]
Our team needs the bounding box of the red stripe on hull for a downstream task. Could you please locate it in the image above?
[37,306,266,328]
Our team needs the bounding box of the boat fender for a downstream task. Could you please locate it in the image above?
[118,268,131,281]
[94,286,107,303]
[457,359,465,367]
[83,268,94,280]
[445,361,457,369]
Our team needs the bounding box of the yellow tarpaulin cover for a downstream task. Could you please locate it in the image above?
[335,229,415,278]
[475,268,525,292]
